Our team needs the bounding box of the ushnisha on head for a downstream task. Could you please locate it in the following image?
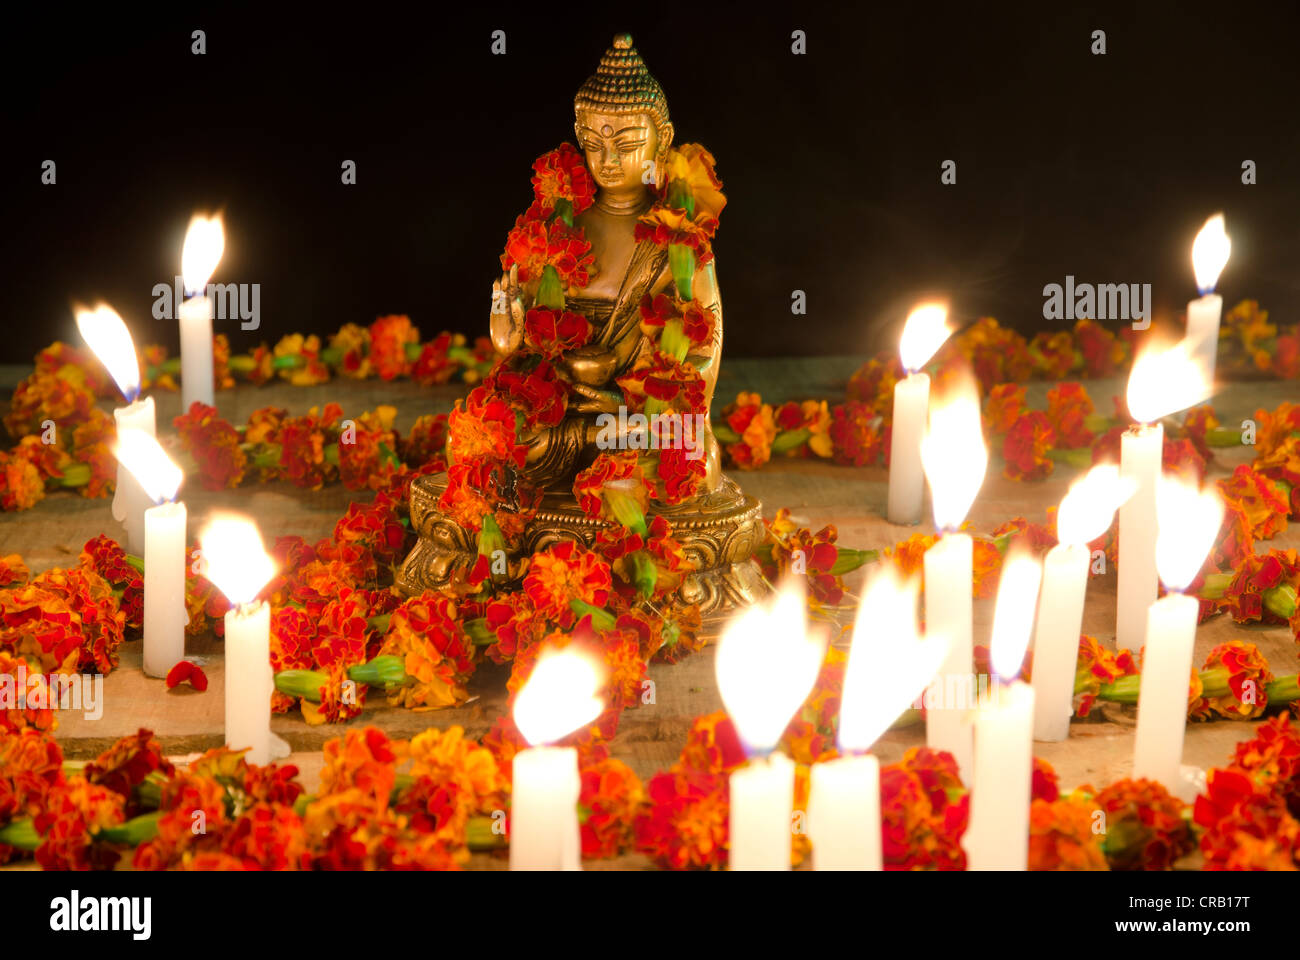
[574,32,675,194]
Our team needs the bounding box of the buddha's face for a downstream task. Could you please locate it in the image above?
[575,111,670,194]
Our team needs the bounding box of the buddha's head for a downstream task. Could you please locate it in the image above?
[574,33,674,197]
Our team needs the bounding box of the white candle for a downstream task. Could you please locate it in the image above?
[923,532,974,779]
[966,679,1035,870]
[111,397,157,556]
[730,751,796,870]
[509,747,581,870]
[142,500,187,678]
[179,214,225,412]
[1032,465,1135,741]
[964,552,1040,871]
[1186,213,1231,386]
[811,567,946,871]
[1131,477,1223,793]
[1131,592,1198,790]
[716,580,825,871]
[918,378,988,784]
[1186,293,1222,386]
[198,513,278,765]
[1118,420,1163,652]
[887,372,929,524]
[808,755,880,870]
[887,303,952,525]
[509,648,605,870]
[179,294,215,411]
[224,600,273,764]
[1032,542,1089,741]
[114,430,186,679]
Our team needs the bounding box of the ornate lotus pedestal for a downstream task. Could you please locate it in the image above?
[397,471,773,635]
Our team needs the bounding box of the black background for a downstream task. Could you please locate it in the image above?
[3,1,1298,364]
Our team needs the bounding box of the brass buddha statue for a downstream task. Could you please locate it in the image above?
[489,32,724,490]
[398,33,769,623]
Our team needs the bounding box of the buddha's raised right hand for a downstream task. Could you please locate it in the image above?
[490,264,525,356]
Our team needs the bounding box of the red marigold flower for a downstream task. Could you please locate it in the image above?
[1190,641,1273,721]
[1029,330,1079,379]
[1033,757,1061,802]
[720,392,776,469]
[84,728,175,814]
[1218,464,1289,540]
[486,360,570,430]
[276,403,344,490]
[1231,715,1300,813]
[501,217,595,288]
[174,401,247,490]
[330,322,372,379]
[880,747,969,870]
[523,308,592,361]
[165,660,209,692]
[399,413,449,469]
[529,143,596,219]
[572,451,649,521]
[1090,777,1194,870]
[0,727,66,860]
[1003,411,1056,481]
[828,401,883,466]
[617,352,707,417]
[411,331,461,386]
[337,406,401,492]
[1028,796,1108,870]
[1074,635,1138,718]
[34,776,126,871]
[647,445,708,504]
[1194,767,1300,870]
[1074,318,1127,377]
[634,767,729,870]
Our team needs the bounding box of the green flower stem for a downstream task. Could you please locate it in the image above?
[827,548,879,576]
[660,319,689,363]
[463,617,495,645]
[1083,414,1115,434]
[467,815,507,851]
[0,817,40,851]
[275,655,411,702]
[626,550,658,599]
[771,428,810,455]
[367,613,391,635]
[125,553,145,575]
[56,463,91,488]
[99,811,161,846]
[1198,575,1297,620]
[668,244,695,301]
[569,599,616,631]
[1095,671,1299,706]
[144,358,183,382]
[536,264,565,310]
[1204,427,1245,447]
[602,485,647,535]
[1045,447,1094,469]
[711,423,740,445]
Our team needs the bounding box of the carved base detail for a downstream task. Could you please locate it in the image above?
[397,472,774,631]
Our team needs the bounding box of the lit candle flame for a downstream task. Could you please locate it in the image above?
[113,429,182,504]
[182,214,225,296]
[921,376,988,531]
[716,578,825,754]
[1055,464,1137,547]
[198,512,276,607]
[899,303,952,374]
[990,551,1042,681]
[1126,341,1210,425]
[1155,476,1224,592]
[1192,213,1230,295]
[839,567,949,753]
[513,647,605,747]
[75,303,140,401]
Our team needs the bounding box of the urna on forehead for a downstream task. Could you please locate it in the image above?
[574,32,671,131]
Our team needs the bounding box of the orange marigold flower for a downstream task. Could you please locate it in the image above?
[1029,330,1078,379]
[1231,716,1300,808]
[1045,382,1095,449]
[1028,796,1108,870]
[34,775,125,871]
[721,392,776,469]
[0,452,45,512]
[881,747,969,870]
[273,333,330,386]
[276,403,344,490]
[984,383,1027,435]
[1194,767,1300,870]
[522,540,612,626]
[380,592,476,710]
[523,308,592,360]
[529,142,596,218]
[330,323,372,379]
[369,315,420,381]
[0,727,65,861]
[1218,464,1289,540]
[1074,635,1138,718]
[84,728,174,810]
